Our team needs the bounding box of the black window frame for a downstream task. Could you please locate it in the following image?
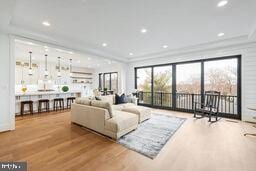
[98,72,118,91]
[134,55,242,120]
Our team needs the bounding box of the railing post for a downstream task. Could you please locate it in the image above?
[160,92,163,106]
[192,94,194,110]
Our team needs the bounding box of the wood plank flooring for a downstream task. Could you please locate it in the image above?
[0,109,256,171]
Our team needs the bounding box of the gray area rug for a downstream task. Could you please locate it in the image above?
[118,114,186,159]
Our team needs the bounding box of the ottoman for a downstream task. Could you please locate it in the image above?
[121,106,151,123]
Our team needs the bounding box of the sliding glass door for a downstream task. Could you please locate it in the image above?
[204,58,239,116]
[153,66,172,107]
[135,55,241,119]
[176,62,201,110]
[136,67,152,105]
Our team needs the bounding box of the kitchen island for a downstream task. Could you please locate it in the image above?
[15,91,81,115]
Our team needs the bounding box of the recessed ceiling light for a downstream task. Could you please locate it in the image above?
[129,53,134,56]
[218,32,225,37]
[163,45,168,49]
[42,21,51,26]
[27,42,35,45]
[102,43,108,47]
[45,49,49,52]
[217,0,228,7]
[140,28,148,34]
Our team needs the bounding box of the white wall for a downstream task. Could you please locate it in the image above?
[0,33,14,132]
[126,43,256,122]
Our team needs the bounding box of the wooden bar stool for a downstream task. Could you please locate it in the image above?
[38,99,50,113]
[53,98,64,111]
[67,97,76,108]
[20,100,33,116]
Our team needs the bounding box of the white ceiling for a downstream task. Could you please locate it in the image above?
[15,39,118,68]
[1,0,256,62]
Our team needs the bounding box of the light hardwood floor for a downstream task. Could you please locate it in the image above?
[0,110,256,171]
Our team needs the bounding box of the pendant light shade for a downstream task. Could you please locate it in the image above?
[44,54,49,76]
[57,57,61,77]
[69,58,73,77]
[28,51,33,75]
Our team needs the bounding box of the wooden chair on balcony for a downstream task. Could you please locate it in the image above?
[194,91,221,122]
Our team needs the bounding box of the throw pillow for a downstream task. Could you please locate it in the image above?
[95,96,101,100]
[115,93,126,104]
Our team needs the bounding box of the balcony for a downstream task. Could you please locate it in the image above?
[137,91,239,119]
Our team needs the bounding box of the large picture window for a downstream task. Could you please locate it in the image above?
[135,55,241,119]
[99,72,118,92]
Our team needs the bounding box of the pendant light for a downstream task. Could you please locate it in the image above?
[69,58,73,77]
[44,54,49,76]
[57,57,61,77]
[28,51,33,75]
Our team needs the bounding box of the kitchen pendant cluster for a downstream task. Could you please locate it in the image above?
[27,52,73,78]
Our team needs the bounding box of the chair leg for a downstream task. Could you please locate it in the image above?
[47,102,50,112]
[30,103,33,115]
[208,112,212,122]
[21,104,24,116]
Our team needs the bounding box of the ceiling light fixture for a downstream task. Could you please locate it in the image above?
[45,48,49,52]
[28,51,33,76]
[140,28,148,34]
[69,59,73,77]
[102,43,108,47]
[28,42,35,46]
[129,53,134,56]
[217,0,228,7]
[44,54,49,77]
[42,21,51,26]
[218,32,225,37]
[163,45,168,49]
[57,57,61,77]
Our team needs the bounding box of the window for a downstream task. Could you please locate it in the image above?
[204,58,238,114]
[176,63,201,94]
[136,67,152,105]
[135,55,241,119]
[98,72,118,92]
[153,66,172,107]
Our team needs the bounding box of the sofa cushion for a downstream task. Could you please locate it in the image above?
[112,103,136,111]
[75,97,91,106]
[115,94,126,104]
[105,111,138,132]
[91,100,113,118]
[121,106,151,123]
[98,95,115,105]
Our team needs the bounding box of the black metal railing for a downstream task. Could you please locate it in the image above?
[137,91,238,118]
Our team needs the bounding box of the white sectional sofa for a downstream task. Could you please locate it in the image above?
[71,95,151,139]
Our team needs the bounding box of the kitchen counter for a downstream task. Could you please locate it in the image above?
[15,91,82,115]
[15,91,82,96]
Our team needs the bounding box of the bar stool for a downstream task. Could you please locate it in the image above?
[38,99,50,113]
[67,97,76,108]
[53,98,64,111]
[20,100,33,116]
